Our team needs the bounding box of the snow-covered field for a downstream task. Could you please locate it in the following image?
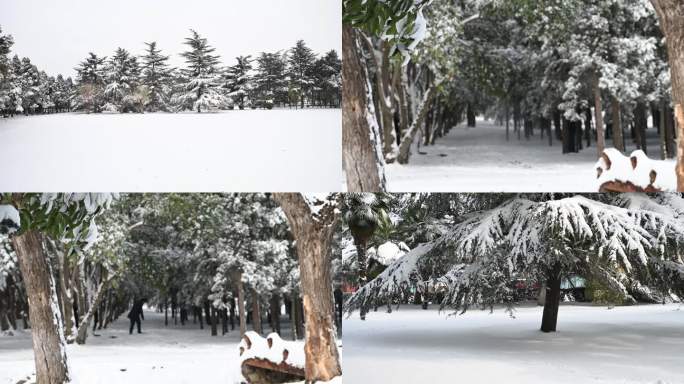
[344,303,684,384]
[0,311,244,384]
[0,109,342,191]
[386,120,675,192]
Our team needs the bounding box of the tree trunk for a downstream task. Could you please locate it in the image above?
[592,70,606,157]
[342,25,386,192]
[59,251,76,341]
[237,274,247,338]
[395,63,409,141]
[611,96,624,152]
[275,194,342,382]
[636,102,649,154]
[251,288,262,334]
[355,239,369,320]
[211,307,218,336]
[290,294,299,340]
[540,265,562,333]
[505,104,510,141]
[12,231,72,384]
[650,0,684,190]
[395,85,438,164]
[364,39,396,158]
[661,100,669,159]
[466,103,476,127]
[75,276,109,345]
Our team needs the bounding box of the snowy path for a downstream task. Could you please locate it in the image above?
[344,304,684,384]
[0,311,245,384]
[0,109,342,192]
[386,121,674,192]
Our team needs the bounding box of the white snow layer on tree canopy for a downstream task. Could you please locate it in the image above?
[347,195,684,312]
[0,205,20,233]
[595,148,676,191]
[238,331,305,368]
[346,242,434,312]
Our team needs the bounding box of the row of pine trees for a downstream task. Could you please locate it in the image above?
[0,27,341,115]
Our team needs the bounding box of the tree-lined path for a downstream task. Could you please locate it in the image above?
[386,120,674,191]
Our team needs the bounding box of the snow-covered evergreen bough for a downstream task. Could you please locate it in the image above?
[345,193,684,332]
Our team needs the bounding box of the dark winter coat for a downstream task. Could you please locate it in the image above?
[127,300,145,320]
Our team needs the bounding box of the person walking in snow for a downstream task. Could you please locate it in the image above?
[128,298,147,334]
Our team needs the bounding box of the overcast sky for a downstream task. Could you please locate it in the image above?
[1,0,341,78]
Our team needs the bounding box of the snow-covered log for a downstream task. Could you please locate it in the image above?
[238,331,305,384]
[595,149,676,192]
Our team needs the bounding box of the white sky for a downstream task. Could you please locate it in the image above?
[0,0,341,78]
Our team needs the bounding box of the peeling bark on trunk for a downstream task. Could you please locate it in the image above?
[650,0,684,190]
[275,194,342,382]
[12,231,71,384]
[342,25,386,192]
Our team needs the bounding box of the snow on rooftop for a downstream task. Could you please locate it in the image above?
[595,148,676,192]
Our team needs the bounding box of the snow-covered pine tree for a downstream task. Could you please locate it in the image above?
[0,27,14,116]
[104,48,142,113]
[178,30,225,113]
[75,53,107,113]
[140,41,173,112]
[346,193,684,333]
[254,52,287,109]
[225,55,253,109]
[288,40,316,109]
[313,50,341,108]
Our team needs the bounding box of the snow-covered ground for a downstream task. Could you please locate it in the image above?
[386,120,675,192]
[344,303,684,384]
[0,109,342,191]
[0,311,245,384]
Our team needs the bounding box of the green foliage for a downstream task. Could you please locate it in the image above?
[343,0,430,57]
[585,276,625,305]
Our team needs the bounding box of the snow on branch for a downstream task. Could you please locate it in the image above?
[348,195,684,315]
[302,193,339,223]
[345,242,435,313]
[595,149,676,192]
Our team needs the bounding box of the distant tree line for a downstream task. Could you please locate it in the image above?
[0,27,341,116]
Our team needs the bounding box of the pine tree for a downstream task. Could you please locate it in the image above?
[254,52,287,109]
[225,55,253,109]
[346,193,684,333]
[104,48,141,112]
[313,50,341,108]
[0,26,14,116]
[178,30,225,113]
[288,40,316,109]
[141,42,173,112]
[75,53,107,113]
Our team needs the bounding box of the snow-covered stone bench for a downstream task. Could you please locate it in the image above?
[595,148,676,192]
[238,331,305,384]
